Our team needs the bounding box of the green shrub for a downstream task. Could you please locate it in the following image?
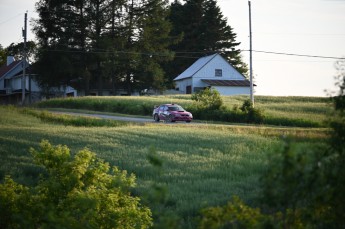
[191,88,223,110]
[240,99,265,124]
[199,196,307,229]
[0,140,152,229]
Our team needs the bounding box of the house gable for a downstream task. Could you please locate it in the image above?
[173,53,252,95]
[174,54,218,81]
[193,54,245,80]
[0,60,22,80]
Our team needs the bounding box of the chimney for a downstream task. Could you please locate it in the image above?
[7,56,15,66]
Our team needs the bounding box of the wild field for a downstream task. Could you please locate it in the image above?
[35,95,332,127]
[0,105,329,227]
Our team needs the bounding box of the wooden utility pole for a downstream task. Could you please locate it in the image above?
[22,12,27,105]
[248,1,254,106]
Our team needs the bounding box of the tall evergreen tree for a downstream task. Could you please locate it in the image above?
[34,0,175,95]
[135,0,176,91]
[33,0,79,92]
[202,0,247,74]
[166,0,248,85]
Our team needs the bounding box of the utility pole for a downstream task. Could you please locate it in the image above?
[22,12,27,105]
[248,1,254,106]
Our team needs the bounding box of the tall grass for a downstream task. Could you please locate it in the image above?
[22,108,129,127]
[35,95,332,127]
[35,96,193,116]
[0,106,328,227]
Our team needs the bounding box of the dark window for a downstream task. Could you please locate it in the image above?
[4,79,10,88]
[186,85,192,94]
[215,69,222,77]
[168,105,184,111]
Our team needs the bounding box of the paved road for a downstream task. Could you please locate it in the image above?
[51,111,196,124]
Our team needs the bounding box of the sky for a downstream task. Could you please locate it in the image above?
[1,0,345,97]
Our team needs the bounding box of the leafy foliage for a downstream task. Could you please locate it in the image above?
[165,0,248,83]
[199,196,273,229]
[33,0,175,94]
[5,41,37,63]
[191,87,223,110]
[197,59,345,228]
[239,99,265,124]
[0,140,152,229]
[190,91,264,124]
[0,44,7,66]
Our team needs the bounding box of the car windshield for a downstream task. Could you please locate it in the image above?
[168,105,184,111]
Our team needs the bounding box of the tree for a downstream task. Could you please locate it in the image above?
[0,140,152,228]
[134,0,176,92]
[197,59,345,228]
[201,0,247,74]
[33,0,176,95]
[0,45,5,66]
[33,0,87,92]
[5,41,37,63]
[165,0,248,84]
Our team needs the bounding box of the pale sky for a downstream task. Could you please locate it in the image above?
[1,0,344,97]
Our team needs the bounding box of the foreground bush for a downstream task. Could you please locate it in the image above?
[197,64,345,228]
[189,92,265,124]
[0,140,152,229]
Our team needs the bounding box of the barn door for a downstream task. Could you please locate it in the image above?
[186,86,192,94]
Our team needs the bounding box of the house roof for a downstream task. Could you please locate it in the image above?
[0,60,22,79]
[202,79,256,87]
[174,54,218,81]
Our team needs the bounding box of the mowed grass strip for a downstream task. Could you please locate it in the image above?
[0,106,328,222]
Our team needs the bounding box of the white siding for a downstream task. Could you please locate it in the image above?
[212,86,250,95]
[193,55,245,80]
[175,78,192,94]
[174,54,251,95]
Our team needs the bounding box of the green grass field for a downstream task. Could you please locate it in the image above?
[35,95,332,127]
[0,103,329,227]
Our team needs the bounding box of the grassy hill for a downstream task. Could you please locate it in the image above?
[0,98,330,228]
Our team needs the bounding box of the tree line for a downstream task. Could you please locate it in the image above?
[0,0,247,95]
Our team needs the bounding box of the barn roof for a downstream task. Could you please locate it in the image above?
[174,54,218,81]
[202,79,256,87]
[0,60,21,79]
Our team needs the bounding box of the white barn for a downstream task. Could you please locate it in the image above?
[174,53,253,95]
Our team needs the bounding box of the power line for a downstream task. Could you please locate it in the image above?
[36,46,345,61]
[0,13,23,25]
[241,49,345,60]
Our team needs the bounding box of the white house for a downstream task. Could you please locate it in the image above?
[174,53,253,95]
[0,56,77,104]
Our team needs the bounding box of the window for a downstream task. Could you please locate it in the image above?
[215,69,222,77]
[4,79,10,88]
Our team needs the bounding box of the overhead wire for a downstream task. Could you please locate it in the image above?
[37,47,345,61]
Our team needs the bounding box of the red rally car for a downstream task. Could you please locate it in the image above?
[152,104,193,123]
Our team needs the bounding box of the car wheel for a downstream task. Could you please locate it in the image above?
[154,114,160,122]
[168,115,175,122]
[186,120,191,123]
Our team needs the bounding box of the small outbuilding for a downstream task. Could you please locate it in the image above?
[173,53,253,95]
